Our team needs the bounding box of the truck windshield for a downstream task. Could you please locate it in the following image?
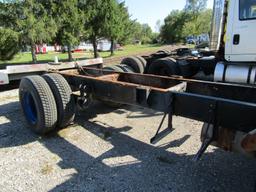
[240,0,256,20]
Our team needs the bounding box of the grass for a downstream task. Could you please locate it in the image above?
[99,44,163,58]
[0,44,164,65]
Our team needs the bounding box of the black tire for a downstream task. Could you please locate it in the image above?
[103,65,123,72]
[121,56,144,73]
[43,73,76,128]
[19,76,57,134]
[148,57,180,76]
[176,48,191,56]
[135,56,147,68]
[157,49,170,54]
[116,64,135,73]
[178,60,193,78]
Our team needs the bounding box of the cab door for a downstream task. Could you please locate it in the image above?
[225,0,256,62]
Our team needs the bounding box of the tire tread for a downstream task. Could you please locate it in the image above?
[43,73,75,128]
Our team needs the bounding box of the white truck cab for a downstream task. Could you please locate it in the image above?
[225,0,256,62]
[211,0,256,84]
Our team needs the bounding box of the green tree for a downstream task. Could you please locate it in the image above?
[54,0,83,61]
[197,9,212,34]
[0,28,20,60]
[182,9,212,37]
[141,24,153,44]
[0,1,21,61]
[0,1,21,30]
[160,10,188,43]
[130,22,154,44]
[104,0,121,55]
[17,0,57,63]
[185,0,207,14]
[117,17,134,45]
[183,0,209,37]
[80,0,108,58]
[83,0,133,57]
[132,21,143,42]
[160,0,211,44]
[105,1,132,55]
[151,32,160,44]
[155,19,163,33]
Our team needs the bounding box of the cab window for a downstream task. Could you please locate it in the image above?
[240,0,256,20]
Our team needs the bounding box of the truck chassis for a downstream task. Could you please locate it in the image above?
[42,64,256,160]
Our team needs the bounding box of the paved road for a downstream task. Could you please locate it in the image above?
[0,89,255,192]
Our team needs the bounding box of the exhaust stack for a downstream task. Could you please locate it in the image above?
[209,0,226,51]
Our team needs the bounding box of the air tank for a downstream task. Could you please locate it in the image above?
[214,62,256,84]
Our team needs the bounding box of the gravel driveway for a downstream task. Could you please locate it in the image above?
[0,89,255,192]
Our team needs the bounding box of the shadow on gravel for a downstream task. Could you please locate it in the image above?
[125,106,164,119]
[76,102,163,120]
[47,117,256,192]
[0,101,39,148]
[157,135,191,149]
[0,80,20,92]
[0,101,256,192]
[47,103,256,192]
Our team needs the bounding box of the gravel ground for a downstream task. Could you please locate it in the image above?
[0,89,255,192]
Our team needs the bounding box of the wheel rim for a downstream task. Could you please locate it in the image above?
[22,92,37,124]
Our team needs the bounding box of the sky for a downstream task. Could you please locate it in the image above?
[124,0,214,32]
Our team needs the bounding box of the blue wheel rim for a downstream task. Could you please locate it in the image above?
[22,92,37,124]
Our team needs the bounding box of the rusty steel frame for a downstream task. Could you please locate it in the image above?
[58,67,256,134]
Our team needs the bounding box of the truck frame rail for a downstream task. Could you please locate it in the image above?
[59,67,256,134]
[17,62,256,159]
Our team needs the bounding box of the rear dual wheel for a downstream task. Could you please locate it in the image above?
[19,74,75,135]
[148,57,180,76]
[103,64,135,73]
[116,64,134,72]
[121,56,145,73]
[156,49,170,55]
[135,56,147,68]
[103,65,123,72]
[19,76,58,134]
